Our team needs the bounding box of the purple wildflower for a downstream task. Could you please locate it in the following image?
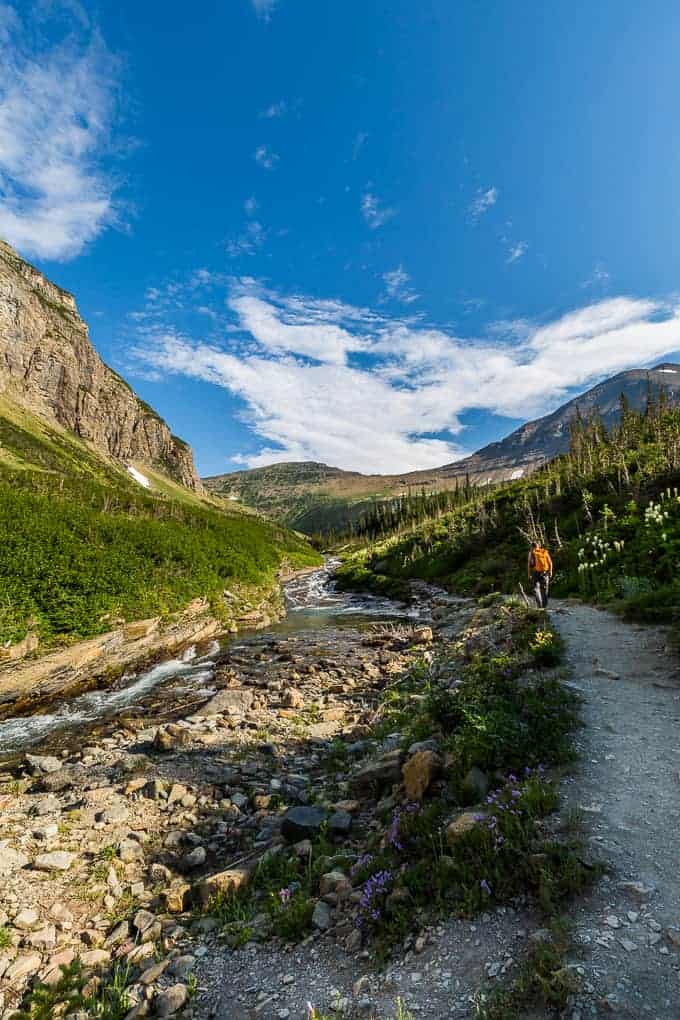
[480,878,492,896]
[278,887,292,904]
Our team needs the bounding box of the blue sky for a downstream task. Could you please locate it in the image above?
[3,0,680,475]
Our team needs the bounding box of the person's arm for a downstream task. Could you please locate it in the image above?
[548,552,553,579]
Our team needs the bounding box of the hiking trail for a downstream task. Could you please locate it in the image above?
[552,600,680,1018]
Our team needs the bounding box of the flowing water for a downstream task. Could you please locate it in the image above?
[0,561,421,759]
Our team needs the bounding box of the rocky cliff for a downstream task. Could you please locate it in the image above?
[0,239,202,491]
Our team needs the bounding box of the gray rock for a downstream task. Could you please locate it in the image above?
[0,846,29,875]
[182,846,206,870]
[168,954,196,980]
[350,749,404,795]
[199,688,254,717]
[25,754,62,774]
[328,810,352,837]
[312,899,332,931]
[155,984,188,1017]
[281,806,328,843]
[96,803,129,825]
[32,851,75,872]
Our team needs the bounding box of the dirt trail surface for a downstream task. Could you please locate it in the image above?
[552,601,680,1019]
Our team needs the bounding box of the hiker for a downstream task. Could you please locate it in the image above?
[528,541,553,609]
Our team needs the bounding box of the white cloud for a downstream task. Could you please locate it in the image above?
[506,240,528,264]
[469,185,498,219]
[0,3,123,260]
[383,266,419,304]
[361,192,395,230]
[131,280,680,474]
[251,0,276,20]
[244,196,258,216]
[254,145,279,170]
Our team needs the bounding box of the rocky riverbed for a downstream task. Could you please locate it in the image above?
[0,567,456,1018]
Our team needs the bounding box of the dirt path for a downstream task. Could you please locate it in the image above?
[551,601,680,1019]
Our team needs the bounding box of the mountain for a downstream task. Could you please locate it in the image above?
[0,239,202,491]
[0,240,319,657]
[204,363,680,533]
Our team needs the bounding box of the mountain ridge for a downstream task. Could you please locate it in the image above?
[204,362,680,531]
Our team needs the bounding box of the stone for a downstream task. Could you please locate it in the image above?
[402,750,441,800]
[446,811,481,846]
[619,880,655,903]
[13,908,40,931]
[25,754,62,774]
[328,810,352,837]
[132,910,156,936]
[80,949,111,968]
[96,804,129,825]
[411,626,434,644]
[281,805,328,843]
[153,727,191,752]
[159,883,191,914]
[0,846,29,875]
[462,766,489,802]
[199,688,254,718]
[319,871,352,900]
[192,867,252,908]
[182,845,206,870]
[667,929,680,949]
[312,900,332,931]
[32,850,75,872]
[156,984,188,1017]
[27,925,56,950]
[350,750,404,796]
[168,955,196,980]
[283,687,304,709]
[38,769,75,793]
[5,953,42,985]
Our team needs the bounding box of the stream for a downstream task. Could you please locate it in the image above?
[0,559,422,760]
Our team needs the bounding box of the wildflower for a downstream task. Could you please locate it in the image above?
[480,878,492,896]
[278,887,292,904]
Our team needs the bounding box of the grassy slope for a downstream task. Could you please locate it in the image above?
[0,398,321,647]
[336,407,680,622]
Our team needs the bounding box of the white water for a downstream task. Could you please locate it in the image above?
[0,563,414,757]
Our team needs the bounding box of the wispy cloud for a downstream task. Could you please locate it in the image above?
[506,240,528,264]
[382,266,419,304]
[131,277,680,474]
[361,192,395,230]
[352,131,369,160]
[582,263,610,289]
[244,196,258,216]
[0,1,125,260]
[260,100,287,118]
[226,220,266,257]
[254,145,279,170]
[251,0,276,20]
[469,185,498,219]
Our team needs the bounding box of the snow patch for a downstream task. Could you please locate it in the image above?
[126,465,151,489]
[657,368,677,374]
[510,468,525,479]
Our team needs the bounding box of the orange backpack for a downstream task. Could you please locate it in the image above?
[532,546,551,572]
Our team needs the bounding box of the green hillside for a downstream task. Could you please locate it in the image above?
[0,397,320,648]
[336,397,680,621]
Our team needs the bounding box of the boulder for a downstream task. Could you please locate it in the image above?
[402,750,442,800]
[281,806,328,843]
[159,883,191,914]
[349,750,404,796]
[446,811,482,846]
[5,953,42,986]
[153,727,191,752]
[199,688,254,718]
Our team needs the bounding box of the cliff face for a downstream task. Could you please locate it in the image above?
[0,239,202,492]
